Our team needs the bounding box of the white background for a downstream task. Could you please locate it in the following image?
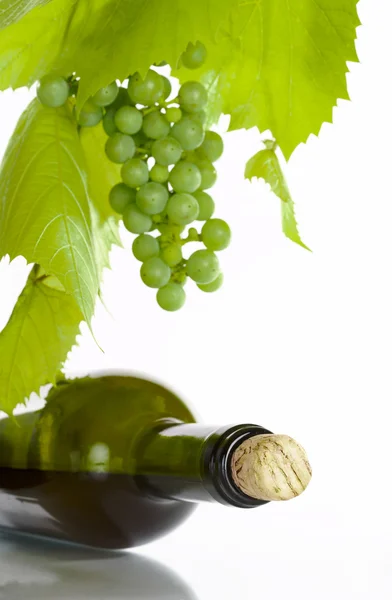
[1,1,392,598]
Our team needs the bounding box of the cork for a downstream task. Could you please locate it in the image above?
[231,434,312,502]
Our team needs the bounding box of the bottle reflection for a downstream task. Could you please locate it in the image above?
[0,530,198,599]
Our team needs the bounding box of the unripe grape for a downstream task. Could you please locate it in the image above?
[150,164,169,183]
[121,158,149,187]
[198,131,224,162]
[136,182,169,215]
[186,249,220,284]
[37,75,69,108]
[201,219,231,251]
[142,111,170,139]
[157,283,186,311]
[161,76,172,100]
[181,41,207,70]
[152,137,183,166]
[193,191,215,221]
[195,158,217,189]
[105,133,136,163]
[167,193,199,226]
[198,272,224,293]
[128,70,164,106]
[114,106,143,135]
[132,234,160,262]
[171,117,204,151]
[78,99,104,127]
[110,87,133,109]
[165,107,182,124]
[161,244,183,267]
[179,81,208,113]
[169,161,202,193]
[190,110,207,127]
[109,183,136,214]
[93,82,119,107]
[103,107,118,136]
[140,257,171,288]
[123,204,152,234]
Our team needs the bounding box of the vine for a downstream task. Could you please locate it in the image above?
[0,0,360,415]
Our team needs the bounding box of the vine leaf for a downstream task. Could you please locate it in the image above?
[0,265,82,416]
[0,98,99,324]
[0,0,77,90]
[245,147,310,251]
[79,122,122,225]
[175,0,360,159]
[0,0,52,30]
[0,212,119,416]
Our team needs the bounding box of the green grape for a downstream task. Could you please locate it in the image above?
[121,158,150,188]
[198,272,224,293]
[93,82,119,107]
[161,244,183,267]
[114,106,143,135]
[186,249,220,284]
[142,111,171,140]
[198,131,224,162]
[109,183,136,214]
[201,219,231,251]
[150,164,169,183]
[157,283,186,311]
[158,223,185,237]
[121,158,149,187]
[169,161,202,193]
[179,81,208,113]
[109,87,133,109]
[167,193,199,226]
[78,99,103,127]
[165,107,182,124]
[103,107,118,136]
[181,41,207,69]
[132,234,160,262]
[136,182,169,215]
[193,191,215,221]
[171,118,204,151]
[195,158,217,189]
[132,130,148,148]
[140,257,171,288]
[123,204,152,234]
[128,70,164,106]
[161,76,172,100]
[152,137,183,166]
[190,110,207,127]
[37,75,69,108]
[105,133,136,163]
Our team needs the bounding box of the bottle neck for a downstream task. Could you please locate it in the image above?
[135,421,273,508]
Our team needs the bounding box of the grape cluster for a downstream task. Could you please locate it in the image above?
[36,46,231,311]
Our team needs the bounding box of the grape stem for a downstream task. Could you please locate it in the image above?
[181,230,201,245]
[142,106,159,116]
[159,97,179,109]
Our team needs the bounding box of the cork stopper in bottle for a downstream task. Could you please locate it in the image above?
[231,434,312,502]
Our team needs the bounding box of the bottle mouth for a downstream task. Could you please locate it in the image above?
[202,424,274,508]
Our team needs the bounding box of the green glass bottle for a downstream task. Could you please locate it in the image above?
[0,375,312,550]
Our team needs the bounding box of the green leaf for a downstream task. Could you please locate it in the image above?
[245,147,310,251]
[0,0,52,30]
[176,0,360,159]
[0,0,77,89]
[0,264,82,416]
[79,122,121,224]
[0,0,237,106]
[0,99,99,323]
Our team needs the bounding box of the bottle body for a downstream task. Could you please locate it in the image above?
[0,375,271,549]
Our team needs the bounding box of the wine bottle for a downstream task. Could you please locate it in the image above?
[0,375,312,550]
